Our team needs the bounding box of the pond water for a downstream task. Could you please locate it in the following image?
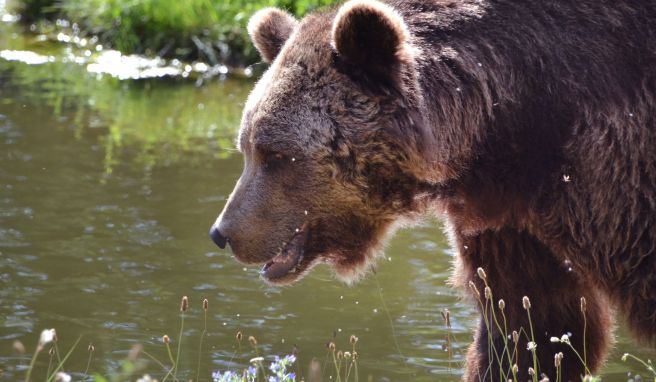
[0,11,652,382]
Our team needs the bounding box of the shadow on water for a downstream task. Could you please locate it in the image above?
[0,10,652,382]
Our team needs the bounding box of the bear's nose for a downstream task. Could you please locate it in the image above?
[209,224,228,249]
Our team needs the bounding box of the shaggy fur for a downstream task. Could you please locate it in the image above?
[211,0,656,380]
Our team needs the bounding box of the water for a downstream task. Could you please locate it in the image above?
[0,13,653,382]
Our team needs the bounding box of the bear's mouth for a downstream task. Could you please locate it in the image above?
[260,223,317,284]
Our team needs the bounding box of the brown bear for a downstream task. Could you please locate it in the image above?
[209,0,656,380]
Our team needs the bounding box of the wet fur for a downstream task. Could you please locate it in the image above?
[215,0,656,379]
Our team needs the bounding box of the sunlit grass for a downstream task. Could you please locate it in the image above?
[16,295,362,382]
[7,0,338,65]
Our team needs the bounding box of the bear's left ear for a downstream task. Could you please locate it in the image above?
[248,8,299,63]
[332,0,411,72]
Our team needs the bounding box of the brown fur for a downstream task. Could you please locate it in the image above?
[211,0,656,379]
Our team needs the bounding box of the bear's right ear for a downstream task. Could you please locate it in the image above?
[248,8,299,63]
[332,0,411,73]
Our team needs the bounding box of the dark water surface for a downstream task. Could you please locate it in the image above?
[0,10,652,382]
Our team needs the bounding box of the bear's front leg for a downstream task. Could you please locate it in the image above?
[453,228,612,382]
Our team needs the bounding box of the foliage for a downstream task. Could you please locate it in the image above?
[8,0,338,65]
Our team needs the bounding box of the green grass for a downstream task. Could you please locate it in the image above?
[17,296,360,382]
[7,0,338,65]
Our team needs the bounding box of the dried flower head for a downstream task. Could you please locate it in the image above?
[498,299,506,311]
[477,267,487,280]
[560,334,571,344]
[528,367,535,376]
[38,329,56,351]
[344,351,352,359]
[512,364,519,374]
[512,331,519,344]
[580,296,587,313]
[469,281,481,299]
[49,347,55,356]
[54,372,71,382]
[180,296,189,312]
[484,286,492,300]
[12,340,25,355]
[327,342,336,352]
[337,350,343,360]
[162,335,170,344]
[527,341,537,351]
[352,351,359,360]
[236,331,243,342]
[128,344,142,362]
[248,336,257,347]
[522,296,531,310]
[203,298,209,311]
[88,343,95,353]
[349,335,358,345]
[555,352,564,367]
[441,309,451,327]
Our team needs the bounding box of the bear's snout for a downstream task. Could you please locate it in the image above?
[209,224,228,249]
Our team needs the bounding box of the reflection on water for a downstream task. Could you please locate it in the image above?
[0,13,652,382]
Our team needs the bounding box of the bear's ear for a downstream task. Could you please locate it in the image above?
[332,0,411,71]
[248,8,299,63]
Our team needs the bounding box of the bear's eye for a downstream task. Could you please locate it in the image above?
[262,151,287,171]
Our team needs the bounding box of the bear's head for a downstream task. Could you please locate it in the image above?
[210,0,447,285]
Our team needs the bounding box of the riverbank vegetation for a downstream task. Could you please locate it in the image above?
[7,0,337,66]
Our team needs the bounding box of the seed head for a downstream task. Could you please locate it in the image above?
[128,344,142,362]
[248,336,257,347]
[512,331,519,344]
[441,309,451,327]
[469,281,480,299]
[528,367,535,376]
[498,299,505,311]
[203,298,208,311]
[88,343,95,353]
[327,342,336,352]
[527,341,537,351]
[477,267,487,280]
[236,331,243,342]
[555,352,564,367]
[12,340,25,355]
[163,335,170,344]
[352,351,359,360]
[349,335,358,345]
[344,351,351,359]
[622,353,629,362]
[38,329,56,351]
[484,286,492,300]
[49,347,55,356]
[512,364,518,374]
[337,350,343,360]
[180,296,188,312]
[522,296,531,310]
[580,296,587,313]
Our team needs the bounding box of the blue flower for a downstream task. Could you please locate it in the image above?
[247,366,257,376]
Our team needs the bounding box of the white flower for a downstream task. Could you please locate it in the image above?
[38,329,56,351]
[561,334,571,344]
[54,372,71,382]
[550,337,560,343]
[527,341,537,351]
[249,357,264,364]
[136,375,156,382]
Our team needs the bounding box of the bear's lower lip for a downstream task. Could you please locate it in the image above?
[260,223,310,282]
